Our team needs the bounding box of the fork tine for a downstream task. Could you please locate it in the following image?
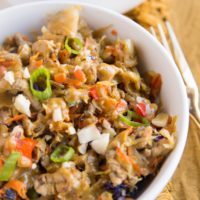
[165,20,197,88]
[149,26,157,39]
[157,23,172,56]
[165,20,200,122]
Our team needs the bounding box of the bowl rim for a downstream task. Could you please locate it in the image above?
[0,1,189,199]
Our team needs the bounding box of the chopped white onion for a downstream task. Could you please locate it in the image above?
[146,104,154,115]
[31,163,37,170]
[11,125,24,138]
[53,107,63,122]
[14,94,31,117]
[77,124,101,144]
[136,96,145,103]
[23,67,30,79]
[4,71,15,85]
[152,113,169,127]
[78,143,88,154]
[91,133,110,155]
[41,26,48,33]
[62,161,76,169]
[68,125,76,135]
[124,39,134,54]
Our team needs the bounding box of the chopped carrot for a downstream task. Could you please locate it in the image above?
[0,58,15,67]
[16,138,37,162]
[74,69,86,82]
[65,78,82,87]
[116,147,141,176]
[89,86,99,100]
[5,180,27,199]
[5,114,26,125]
[0,159,4,169]
[0,189,4,195]
[34,59,43,68]
[116,147,130,163]
[129,157,141,176]
[54,73,67,84]
[111,29,118,36]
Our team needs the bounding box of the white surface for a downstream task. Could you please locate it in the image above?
[0,1,189,200]
[2,0,144,13]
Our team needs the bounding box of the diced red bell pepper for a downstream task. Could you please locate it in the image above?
[135,102,146,117]
[89,87,99,100]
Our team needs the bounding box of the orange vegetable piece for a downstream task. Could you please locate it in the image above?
[74,69,86,82]
[54,73,67,84]
[16,138,37,161]
[34,59,43,67]
[5,180,27,199]
[89,86,99,100]
[116,147,141,176]
[65,78,82,87]
[0,159,4,169]
[5,114,26,125]
[111,29,118,36]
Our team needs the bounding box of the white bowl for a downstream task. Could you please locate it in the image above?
[0,1,189,199]
[6,0,145,13]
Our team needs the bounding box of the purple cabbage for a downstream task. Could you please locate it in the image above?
[154,135,164,142]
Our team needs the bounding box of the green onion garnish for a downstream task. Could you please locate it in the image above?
[0,152,21,181]
[64,37,83,55]
[119,110,149,127]
[50,144,75,163]
[29,67,52,100]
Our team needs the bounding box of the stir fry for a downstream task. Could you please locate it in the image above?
[0,7,176,200]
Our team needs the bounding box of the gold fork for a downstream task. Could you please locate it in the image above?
[149,21,200,127]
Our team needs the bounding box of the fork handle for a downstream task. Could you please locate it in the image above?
[188,87,200,122]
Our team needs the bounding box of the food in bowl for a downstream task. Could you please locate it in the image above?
[0,7,177,200]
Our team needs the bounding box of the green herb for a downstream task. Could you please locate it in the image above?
[119,110,149,127]
[0,152,21,181]
[29,67,52,100]
[65,37,83,55]
[50,144,75,163]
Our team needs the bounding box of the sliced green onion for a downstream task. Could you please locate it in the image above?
[119,110,149,127]
[65,37,83,55]
[50,144,75,163]
[119,115,145,127]
[127,110,149,125]
[29,67,52,100]
[0,152,21,181]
